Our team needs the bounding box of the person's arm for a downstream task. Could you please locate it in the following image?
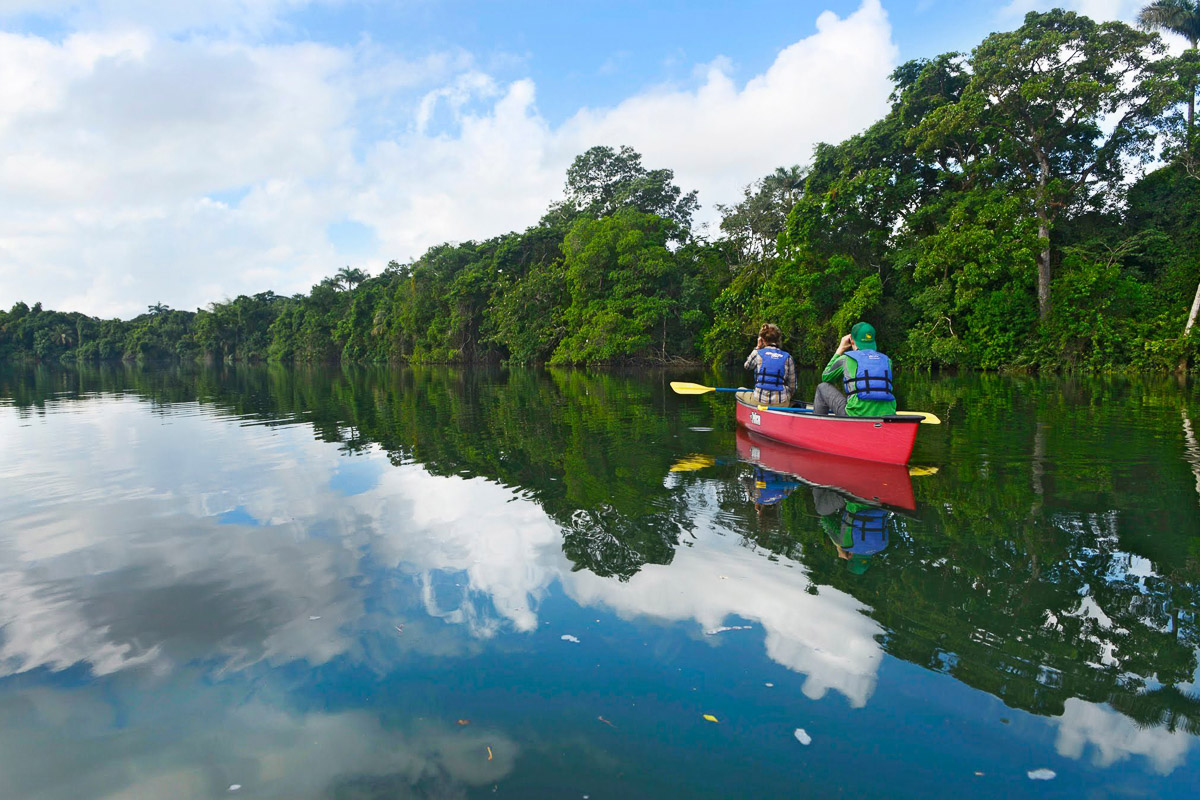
[821,335,854,383]
[744,335,766,371]
[821,354,846,384]
[785,356,797,393]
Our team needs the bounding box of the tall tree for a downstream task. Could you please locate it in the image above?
[918,10,1168,320]
[1138,1,1200,369]
[546,145,699,237]
[716,165,806,264]
[1139,0,1200,143]
[334,266,369,291]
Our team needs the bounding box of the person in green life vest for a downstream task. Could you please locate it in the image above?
[737,323,797,407]
[812,321,897,417]
[812,487,892,575]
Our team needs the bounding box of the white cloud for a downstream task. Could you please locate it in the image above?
[0,0,897,317]
[1055,698,1194,775]
[563,531,884,707]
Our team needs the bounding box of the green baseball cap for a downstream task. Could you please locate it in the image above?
[850,322,877,351]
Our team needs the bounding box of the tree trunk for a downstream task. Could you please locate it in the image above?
[1189,92,1195,149]
[1182,410,1200,505]
[1035,150,1053,321]
[1037,209,1052,321]
[1190,38,1197,152]
[1181,279,1200,373]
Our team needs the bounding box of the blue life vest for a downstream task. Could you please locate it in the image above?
[840,506,890,555]
[755,346,790,393]
[752,467,796,506]
[843,350,895,402]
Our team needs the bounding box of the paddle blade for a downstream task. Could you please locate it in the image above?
[669,454,717,472]
[669,381,717,395]
[908,466,940,477]
[896,411,941,425]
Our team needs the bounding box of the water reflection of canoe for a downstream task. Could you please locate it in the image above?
[735,398,920,465]
[736,427,915,510]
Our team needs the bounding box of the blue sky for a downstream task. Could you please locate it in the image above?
[0,1,1149,317]
[275,0,1005,123]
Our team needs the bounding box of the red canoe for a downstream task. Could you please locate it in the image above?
[735,427,915,510]
[735,398,920,466]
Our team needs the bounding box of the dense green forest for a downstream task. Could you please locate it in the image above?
[3,8,1200,371]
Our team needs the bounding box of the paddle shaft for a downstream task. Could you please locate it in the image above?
[668,381,939,423]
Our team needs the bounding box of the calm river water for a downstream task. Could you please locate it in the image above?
[1,365,1199,799]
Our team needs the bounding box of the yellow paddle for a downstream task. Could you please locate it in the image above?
[672,452,938,478]
[669,454,718,472]
[668,381,942,425]
[669,381,746,395]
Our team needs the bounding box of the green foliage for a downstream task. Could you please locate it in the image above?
[551,210,715,364]
[545,145,700,235]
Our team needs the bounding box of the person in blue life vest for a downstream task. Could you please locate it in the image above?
[812,321,897,417]
[740,466,800,524]
[737,323,796,407]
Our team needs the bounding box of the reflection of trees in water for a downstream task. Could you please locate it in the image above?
[6,363,1200,733]
[761,372,1200,735]
[1,363,710,581]
[561,506,684,580]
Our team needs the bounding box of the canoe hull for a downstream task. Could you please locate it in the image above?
[735,427,915,509]
[735,400,919,465]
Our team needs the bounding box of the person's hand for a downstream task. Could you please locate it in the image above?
[756,336,766,349]
[836,333,853,354]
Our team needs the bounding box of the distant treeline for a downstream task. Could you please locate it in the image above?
[3,9,1199,371]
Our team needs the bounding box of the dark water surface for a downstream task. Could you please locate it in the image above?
[2,365,1199,799]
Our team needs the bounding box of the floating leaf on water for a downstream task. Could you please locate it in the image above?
[703,714,719,723]
[456,719,471,726]
[561,634,580,643]
[597,716,617,729]
[486,745,493,761]
[764,682,774,687]
[794,728,812,745]
[228,786,241,793]
[704,625,753,635]
[1027,769,1056,781]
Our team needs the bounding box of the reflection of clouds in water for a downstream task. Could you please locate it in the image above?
[0,396,885,708]
[363,468,567,636]
[0,684,516,800]
[1055,698,1194,775]
[0,401,373,677]
[564,541,883,708]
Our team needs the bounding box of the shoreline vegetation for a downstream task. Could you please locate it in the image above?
[3,9,1200,373]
